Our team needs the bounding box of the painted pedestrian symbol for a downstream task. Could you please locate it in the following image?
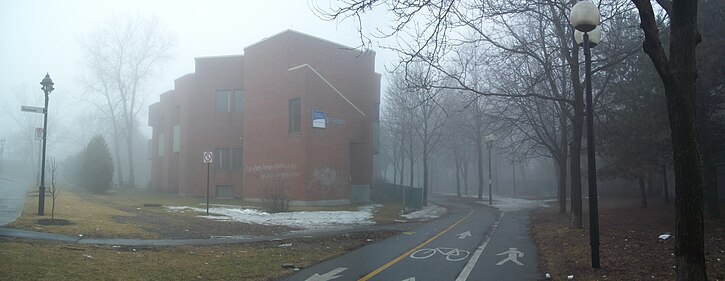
[496,248,524,266]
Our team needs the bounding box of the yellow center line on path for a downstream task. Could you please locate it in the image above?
[357,207,474,281]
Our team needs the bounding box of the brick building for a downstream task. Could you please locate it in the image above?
[148,30,380,205]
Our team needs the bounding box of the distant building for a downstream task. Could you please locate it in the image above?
[148,30,380,205]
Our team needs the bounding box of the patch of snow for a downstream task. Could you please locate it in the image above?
[438,192,549,212]
[482,197,550,212]
[165,204,379,230]
[402,204,446,220]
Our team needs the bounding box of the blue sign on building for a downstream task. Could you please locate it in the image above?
[312,110,326,129]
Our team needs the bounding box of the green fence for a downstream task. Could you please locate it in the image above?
[403,187,423,212]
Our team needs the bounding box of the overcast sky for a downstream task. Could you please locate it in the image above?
[0,0,395,158]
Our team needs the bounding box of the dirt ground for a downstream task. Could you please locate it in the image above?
[531,198,725,281]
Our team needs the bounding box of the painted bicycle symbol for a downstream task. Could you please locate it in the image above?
[410,247,470,262]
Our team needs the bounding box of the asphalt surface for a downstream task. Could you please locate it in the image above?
[0,176,29,226]
[283,198,540,281]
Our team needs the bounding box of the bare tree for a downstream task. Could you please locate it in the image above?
[80,13,175,189]
[408,71,449,205]
[47,156,60,221]
[631,0,708,278]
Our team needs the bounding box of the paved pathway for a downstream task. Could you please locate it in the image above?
[284,198,541,281]
[0,176,30,226]
[0,224,419,247]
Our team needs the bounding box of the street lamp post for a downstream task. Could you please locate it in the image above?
[570,1,602,268]
[38,73,54,216]
[485,134,496,205]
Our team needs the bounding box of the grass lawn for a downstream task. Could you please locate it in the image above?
[10,189,158,238]
[1,188,409,280]
[0,231,396,280]
[8,187,408,239]
[531,198,725,280]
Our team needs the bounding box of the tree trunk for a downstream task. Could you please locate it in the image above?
[639,176,648,208]
[556,156,568,215]
[512,162,517,198]
[521,164,527,191]
[111,120,124,189]
[409,132,414,187]
[463,157,469,196]
[422,145,429,206]
[393,148,398,185]
[400,135,405,186]
[569,56,585,229]
[558,108,569,215]
[455,147,461,198]
[125,119,136,189]
[663,162,670,204]
[632,0,707,278]
[51,197,55,220]
[477,138,484,201]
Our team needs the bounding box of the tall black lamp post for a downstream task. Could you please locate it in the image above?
[570,1,602,268]
[38,73,54,216]
[485,134,496,205]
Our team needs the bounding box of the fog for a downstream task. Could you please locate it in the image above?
[0,1,671,199]
[0,0,396,185]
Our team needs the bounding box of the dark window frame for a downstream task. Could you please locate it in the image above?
[289,98,301,133]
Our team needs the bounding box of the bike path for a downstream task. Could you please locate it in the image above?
[369,201,498,281]
[284,199,500,281]
[467,210,539,280]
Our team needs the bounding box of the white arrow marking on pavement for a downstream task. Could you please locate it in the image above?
[456,231,472,239]
[496,248,524,266]
[456,212,505,281]
[305,267,347,281]
[401,278,416,281]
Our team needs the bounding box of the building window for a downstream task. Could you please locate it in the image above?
[215,148,230,171]
[216,185,234,198]
[158,133,165,157]
[289,98,301,133]
[172,125,181,153]
[233,90,244,112]
[216,90,231,112]
[233,148,243,171]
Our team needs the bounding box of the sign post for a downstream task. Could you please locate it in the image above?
[203,151,213,214]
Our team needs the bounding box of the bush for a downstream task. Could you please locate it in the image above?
[261,178,291,213]
[80,135,114,193]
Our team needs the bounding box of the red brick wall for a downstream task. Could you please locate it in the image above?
[149,56,245,197]
[150,31,380,203]
[243,31,379,202]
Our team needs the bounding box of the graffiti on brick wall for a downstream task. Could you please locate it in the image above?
[308,166,346,194]
[246,163,300,180]
[312,167,338,187]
